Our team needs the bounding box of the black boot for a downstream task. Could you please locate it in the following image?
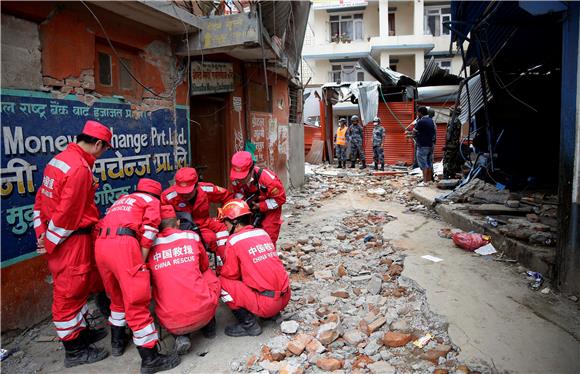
[63,334,108,368]
[374,163,378,170]
[380,163,384,171]
[95,292,111,319]
[360,160,366,169]
[111,325,129,357]
[137,345,180,374]
[337,161,342,168]
[79,326,108,345]
[349,161,356,168]
[224,308,262,337]
[201,317,217,339]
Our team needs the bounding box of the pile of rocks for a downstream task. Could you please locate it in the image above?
[231,203,486,373]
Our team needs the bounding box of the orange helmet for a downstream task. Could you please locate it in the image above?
[218,199,252,221]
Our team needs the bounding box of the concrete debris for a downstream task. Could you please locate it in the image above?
[281,320,300,334]
[230,169,479,373]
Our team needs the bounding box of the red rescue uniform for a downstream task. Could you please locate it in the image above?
[149,228,220,335]
[95,192,160,348]
[33,143,100,341]
[219,226,290,318]
[231,167,286,245]
[161,182,230,266]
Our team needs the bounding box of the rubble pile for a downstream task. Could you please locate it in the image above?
[441,178,559,246]
[231,203,483,373]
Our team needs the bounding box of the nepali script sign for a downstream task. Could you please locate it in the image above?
[0,91,189,265]
[190,62,234,95]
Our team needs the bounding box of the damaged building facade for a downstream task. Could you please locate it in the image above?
[0,1,309,332]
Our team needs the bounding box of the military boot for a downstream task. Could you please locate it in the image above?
[63,334,109,368]
[380,163,385,171]
[137,345,180,374]
[224,308,262,337]
[374,163,378,171]
[201,317,217,339]
[111,325,129,357]
[349,161,356,168]
[79,326,108,345]
[360,160,366,169]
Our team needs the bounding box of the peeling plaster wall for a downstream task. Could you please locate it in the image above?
[1,13,42,90]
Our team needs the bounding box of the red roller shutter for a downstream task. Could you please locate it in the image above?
[434,122,446,161]
[363,101,415,165]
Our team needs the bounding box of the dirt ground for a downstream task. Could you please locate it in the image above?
[2,168,579,373]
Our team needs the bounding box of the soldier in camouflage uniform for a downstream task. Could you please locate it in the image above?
[443,107,464,179]
[372,117,385,171]
[348,115,366,169]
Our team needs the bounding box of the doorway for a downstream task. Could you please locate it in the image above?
[189,94,227,187]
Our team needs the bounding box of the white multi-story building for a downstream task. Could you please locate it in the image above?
[301,0,462,86]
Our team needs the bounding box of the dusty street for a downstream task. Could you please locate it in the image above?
[3,166,579,374]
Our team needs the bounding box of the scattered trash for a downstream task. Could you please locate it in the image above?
[485,216,499,227]
[568,295,578,302]
[438,228,462,239]
[421,255,443,263]
[412,333,433,348]
[526,271,544,291]
[363,234,375,243]
[495,182,506,191]
[474,243,497,256]
[1,348,17,361]
[452,233,491,251]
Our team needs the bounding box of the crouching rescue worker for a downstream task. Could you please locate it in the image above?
[218,200,291,337]
[95,178,180,374]
[161,167,230,270]
[149,205,221,355]
[33,120,112,368]
[229,151,286,245]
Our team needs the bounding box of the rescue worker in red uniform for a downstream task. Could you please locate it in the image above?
[161,167,230,269]
[33,120,112,368]
[218,200,291,337]
[149,205,221,355]
[229,151,286,245]
[95,178,180,374]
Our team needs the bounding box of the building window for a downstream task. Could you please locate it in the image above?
[434,59,452,72]
[389,64,397,72]
[388,12,396,36]
[95,42,141,99]
[424,6,451,36]
[329,64,365,83]
[330,13,364,42]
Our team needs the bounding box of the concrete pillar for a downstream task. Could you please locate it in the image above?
[380,51,390,68]
[414,51,424,80]
[413,0,424,36]
[379,0,389,38]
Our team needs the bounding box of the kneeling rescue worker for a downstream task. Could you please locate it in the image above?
[149,205,221,355]
[33,120,112,368]
[95,178,180,374]
[218,199,291,337]
[229,151,286,245]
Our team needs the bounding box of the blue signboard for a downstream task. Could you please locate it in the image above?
[0,90,189,266]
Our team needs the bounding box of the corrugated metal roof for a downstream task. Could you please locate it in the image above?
[458,73,493,125]
[358,56,417,88]
[419,57,463,87]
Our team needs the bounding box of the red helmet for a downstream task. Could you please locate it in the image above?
[218,199,252,221]
[175,167,198,194]
[136,178,162,197]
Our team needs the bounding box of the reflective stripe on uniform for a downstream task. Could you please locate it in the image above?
[134,193,153,203]
[216,231,228,238]
[220,289,233,303]
[54,304,88,337]
[33,210,40,218]
[143,231,156,240]
[166,191,178,201]
[132,323,158,346]
[201,186,214,192]
[46,230,64,246]
[153,231,199,245]
[262,169,275,180]
[144,225,158,233]
[48,220,74,238]
[34,218,41,228]
[108,311,127,327]
[265,198,278,210]
[228,229,270,245]
[216,239,227,246]
[234,193,244,199]
[48,158,71,174]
